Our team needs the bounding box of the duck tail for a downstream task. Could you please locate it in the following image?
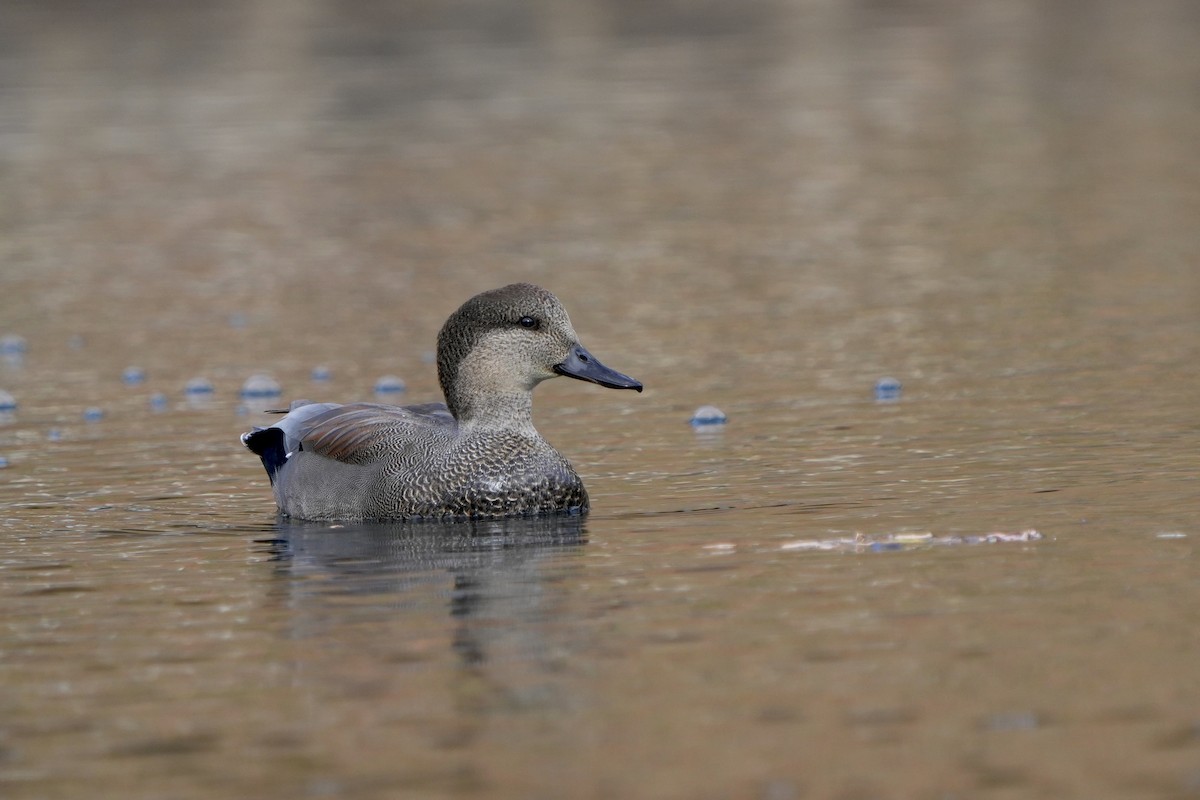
[241,427,288,485]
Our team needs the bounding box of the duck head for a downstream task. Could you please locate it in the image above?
[437,283,642,422]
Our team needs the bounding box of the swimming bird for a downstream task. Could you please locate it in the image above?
[242,283,642,521]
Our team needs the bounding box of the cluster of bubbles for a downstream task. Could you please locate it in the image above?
[687,378,902,430]
[0,332,421,467]
[2,329,909,468]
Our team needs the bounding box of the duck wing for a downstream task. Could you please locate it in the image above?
[242,400,456,483]
[293,402,455,465]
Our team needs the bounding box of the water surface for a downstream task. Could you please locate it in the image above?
[2,1,1199,798]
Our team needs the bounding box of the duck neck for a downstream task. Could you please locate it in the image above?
[452,389,535,433]
[440,336,543,433]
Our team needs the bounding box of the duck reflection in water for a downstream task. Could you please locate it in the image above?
[261,514,588,672]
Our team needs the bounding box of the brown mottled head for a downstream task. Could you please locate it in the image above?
[436,283,642,421]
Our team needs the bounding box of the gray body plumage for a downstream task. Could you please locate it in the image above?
[242,283,641,521]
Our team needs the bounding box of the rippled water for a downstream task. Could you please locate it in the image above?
[2,2,1199,798]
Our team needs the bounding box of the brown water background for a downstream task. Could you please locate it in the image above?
[2,1,1199,798]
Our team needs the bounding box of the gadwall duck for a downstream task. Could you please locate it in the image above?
[242,283,642,521]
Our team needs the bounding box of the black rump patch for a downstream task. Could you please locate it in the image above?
[243,427,288,485]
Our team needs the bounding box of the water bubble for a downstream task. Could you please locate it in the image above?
[311,365,332,382]
[1,336,27,367]
[122,366,146,385]
[184,377,215,396]
[149,393,168,411]
[240,373,282,399]
[374,375,406,395]
[83,407,105,422]
[874,377,902,402]
[420,351,436,365]
[0,455,8,468]
[47,428,63,442]
[0,390,16,412]
[689,405,727,426]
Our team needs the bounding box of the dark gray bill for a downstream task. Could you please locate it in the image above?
[554,343,643,391]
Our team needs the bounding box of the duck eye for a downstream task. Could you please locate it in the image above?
[517,316,540,330]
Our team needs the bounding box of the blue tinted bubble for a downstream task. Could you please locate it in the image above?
[240,373,282,399]
[311,365,332,382]
[0,335,26,355]
[874,377,902,402]
[374,375,406,395]
[47,428,63,442]
[0,455,8,468]
[122,366,146,385]
[0,390,15,412]
[83,407,104,422]
[689,405,727,426]
[184,377,214,396]
[149,393,168,411]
